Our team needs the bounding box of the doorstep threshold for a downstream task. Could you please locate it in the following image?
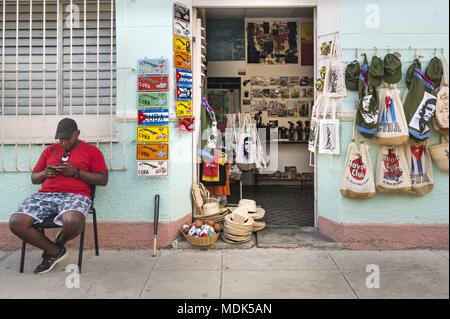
[256,227,344,249]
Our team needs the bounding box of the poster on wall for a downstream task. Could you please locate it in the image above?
[246,21,298,64]
[300,22,314,66]
[137,161,168,176]
[174,3,190,23]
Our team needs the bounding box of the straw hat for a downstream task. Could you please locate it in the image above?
[222,207,254,243]
[201,202,229,217]
[230,199,265,220]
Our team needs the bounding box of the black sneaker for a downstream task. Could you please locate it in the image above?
[41,231,64,258]
[34,246,68,275]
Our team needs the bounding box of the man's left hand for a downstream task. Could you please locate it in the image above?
[60,162,78,177]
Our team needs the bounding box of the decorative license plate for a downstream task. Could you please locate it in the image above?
[178,117,195,132]
[137,58,169,76]
[138,108,169,126]
[176,100,193,117]
[174,20,191,38]
[176,68,192,87]
[137,126,169,143]
[174,3,190,23]
[173,36,191,54]
[176,86,192,100]
[138,92,168,108]
[174,53,191,70]
[137,143,169,160]
[137,76,169,92]
[137,161,168,176]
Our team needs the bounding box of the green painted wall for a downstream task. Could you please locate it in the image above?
[317,0,449,224]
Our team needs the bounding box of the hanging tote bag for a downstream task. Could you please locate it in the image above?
[308,95,322,153]
[318,98,340,155]
[236,115,257,171]
[428,135,449,172]
[404,67,437,141]
[356,55,379,138]
[373,85,410,146]
[322,35,347,98]
[434,56,449,134]
[340,121,376,199]
[375,144,412,194]
[406,140,434,196]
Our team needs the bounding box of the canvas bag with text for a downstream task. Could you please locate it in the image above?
[318,97,340,155]
[375,144,412,194]
[340,120,376,199]
[406,140,434,196]
[373,85,410,146]
[308,95,323,153]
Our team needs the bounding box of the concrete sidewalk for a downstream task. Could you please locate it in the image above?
[0,248,448,299]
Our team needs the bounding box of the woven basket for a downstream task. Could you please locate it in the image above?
[182,231,219,247]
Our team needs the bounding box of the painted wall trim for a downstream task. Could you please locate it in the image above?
[318,216,449,250]
[0,213,193,250]
[192,0,318,8]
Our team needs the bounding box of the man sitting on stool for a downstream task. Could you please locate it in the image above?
[9,118,108,275]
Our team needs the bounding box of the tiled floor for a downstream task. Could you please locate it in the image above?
[228,184,314,227]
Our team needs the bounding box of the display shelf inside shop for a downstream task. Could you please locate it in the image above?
[254,172,314,188]
[266,140,309,144]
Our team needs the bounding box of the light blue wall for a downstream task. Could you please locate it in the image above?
[318,0,449,224]
[0,0,193,223]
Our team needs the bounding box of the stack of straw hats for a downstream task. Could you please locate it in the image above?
[222,207,254,244]
[229,199,266,232]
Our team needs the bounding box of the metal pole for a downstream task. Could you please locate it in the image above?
[152,194,160,257]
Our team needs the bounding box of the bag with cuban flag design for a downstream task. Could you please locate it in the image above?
[373,85,409,146]
[406,140,434,196]
[375,145,412,194]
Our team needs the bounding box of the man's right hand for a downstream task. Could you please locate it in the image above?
[45,166,59,179]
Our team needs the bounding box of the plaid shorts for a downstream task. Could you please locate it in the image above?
[16,192,92,226]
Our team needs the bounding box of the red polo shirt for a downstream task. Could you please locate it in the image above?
[32,141,108,198]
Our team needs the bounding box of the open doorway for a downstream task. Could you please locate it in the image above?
[193,6,317,232]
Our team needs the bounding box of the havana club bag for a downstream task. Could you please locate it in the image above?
[406,140,434,196]
[340,123,376,199]
[375,145,412,194]
[373,85,409,146]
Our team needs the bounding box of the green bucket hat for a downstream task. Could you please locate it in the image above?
[368,56,384,87]
[405,58,422,89]
[383,53,402,84]
[345,60,361,91]
[425,56,443,89]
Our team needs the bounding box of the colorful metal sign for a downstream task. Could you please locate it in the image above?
[137,76,169,92]
[174,20,191,38]
[174,3,190,23]
[173,36,191,54]
[178,117,195,132]
[137,126,169,143]
[176,86,192,100]
[138,108,169,126]
[137,92,168,108]
[176,100,193,117]
[137,58,169,76]
[174,53,191,70]
[137,143,169,160]
[137,161,168,176]
[176,68,192,87]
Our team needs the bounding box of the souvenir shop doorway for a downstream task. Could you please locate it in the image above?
[193,6,317,230]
